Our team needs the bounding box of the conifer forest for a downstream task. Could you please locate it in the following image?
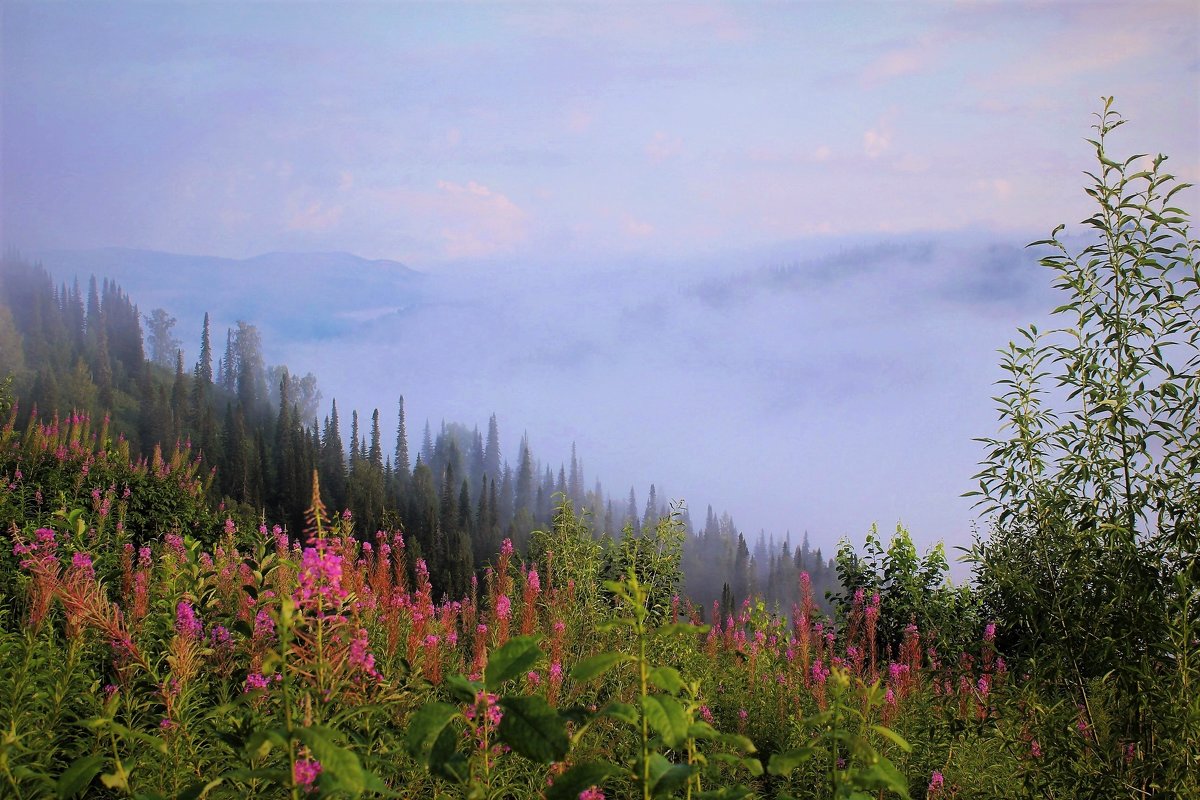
[3,0,1200,793]
[0,98,1196,799]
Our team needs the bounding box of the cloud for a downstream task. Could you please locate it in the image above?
[646,131,684,163]
[566,107,594,134]
[287,199,343,232]
[623,214,654,238]
[863,126,891,159]
[974,178,1013,201]
[813,145,833,162]
[434,180,529,259]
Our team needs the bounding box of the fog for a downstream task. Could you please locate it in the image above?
[32,232,1059,570]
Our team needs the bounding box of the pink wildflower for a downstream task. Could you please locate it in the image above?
[579,787,606,800]
[175,601,202,640]
[293,758,322,793]
[496,594,511,620]
[71,552,95,581]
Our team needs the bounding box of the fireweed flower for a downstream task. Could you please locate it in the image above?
[928,771,945,796]
[496,594,511,620]
[579,787,606,800]
[71,552,95,581]
[175,601,202,640]
[293,758,322,792]
[253,608,276,641]
[295,545,348,613]
[348,628,379,681]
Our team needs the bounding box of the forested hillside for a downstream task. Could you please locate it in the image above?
[0,255,838,612]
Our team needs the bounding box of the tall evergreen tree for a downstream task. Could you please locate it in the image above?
[484,413,501,482]
[394,395,410,478]
[369,408,383,468]
[515,433,534,516]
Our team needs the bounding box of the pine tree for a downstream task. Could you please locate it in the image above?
[195,312,213,386]
[421,420,434,465]
[515,433,534,516]
[484,413,501,482]
[394,395,410,478]
[170,350,187,440]
[369,408,383,468]
[568,442,583,505]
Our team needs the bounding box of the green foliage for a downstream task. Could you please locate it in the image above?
[834,524,979,655]
[970,98,1199,795]
[770,669,911,800]
[603,504,686,625]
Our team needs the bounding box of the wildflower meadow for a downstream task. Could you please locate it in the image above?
[0,102,1196,799]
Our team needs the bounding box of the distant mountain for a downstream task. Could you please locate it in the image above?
[30,247,427,342]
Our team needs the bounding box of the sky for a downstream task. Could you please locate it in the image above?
[2,2,1198,569]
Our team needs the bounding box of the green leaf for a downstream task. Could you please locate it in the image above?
[100,771,129,791]
[245,728,289,760]
[869,724,912,753]
[295,726,365,797]
[484,635,542,690]
[601,701,640,725]
[697,787,756,799]
[647,754,693,797]
[571,652,633,683]
[176,778,225,800]
[429,724,469,784]
[656,622,711,637]
[768,747,815,776]
[647,666,686,695]
[444,673,481,704]
[56,754,106,799]
[857,756,912,799]
[641,695,689,749]
[545,761,624,800]
[405,702,460,763]
[497,695,569,763]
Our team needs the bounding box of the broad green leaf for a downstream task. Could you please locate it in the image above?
[497,695,569,763]
[295,726,365,797]
[245,728,289,760]
[647,754,692,797]
[641,695,689,749]
[430,724,469,784]
[601,701,640,725]
[545,761,624,800]
[405,702,459,762]
[657,622,711,637]
[857,756,912,799]
[870,724,912,753]
[768,747,815,776]
[100,770,129,791]
[647,666,685,695]
[444,673,481,704]
[571,651,633,682]
[56,754,106,799]
[484,635,542,690]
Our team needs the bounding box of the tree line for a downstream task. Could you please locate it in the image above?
[0,254,837,608]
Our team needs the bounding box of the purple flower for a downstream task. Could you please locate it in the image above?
[71,552,95,580]
[928,770,944,795]
[578,787,606,800]
[293,758,322,792]
[496,594,511,620]
[175,601,202,640]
